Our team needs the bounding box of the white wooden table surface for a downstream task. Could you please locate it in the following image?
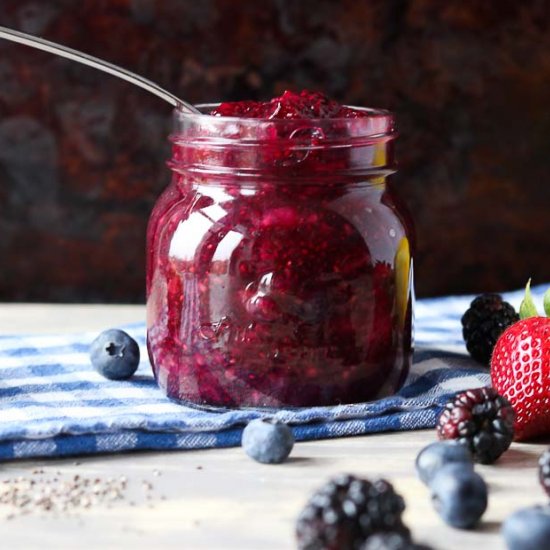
[0,303,546,550]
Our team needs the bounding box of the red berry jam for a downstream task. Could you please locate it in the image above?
[146,91,414,408]
[210,90,368,119]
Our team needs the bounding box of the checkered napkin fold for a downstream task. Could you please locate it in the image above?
[0,286,544,461]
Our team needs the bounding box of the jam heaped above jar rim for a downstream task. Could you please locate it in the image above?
[207,90,390,122]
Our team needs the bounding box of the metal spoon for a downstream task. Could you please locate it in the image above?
[0,25,200,114]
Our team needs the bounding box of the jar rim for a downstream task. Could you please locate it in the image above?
[173,103,395,140]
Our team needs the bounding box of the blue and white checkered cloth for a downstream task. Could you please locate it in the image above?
[0,286,544,461]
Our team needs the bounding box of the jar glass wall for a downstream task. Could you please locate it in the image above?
[146,106,414,408]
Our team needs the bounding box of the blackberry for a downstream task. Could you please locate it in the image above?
[295,474,410,550]
[461,293,519,364]
[538,448,550,497]
[437,387,515,464]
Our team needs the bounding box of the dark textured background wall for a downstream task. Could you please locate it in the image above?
[0,0,549,302]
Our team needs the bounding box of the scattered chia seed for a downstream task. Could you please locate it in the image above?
[142,481,153,491]
[0,470,160,519]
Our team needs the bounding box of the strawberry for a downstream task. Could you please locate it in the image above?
[490,281,550,441]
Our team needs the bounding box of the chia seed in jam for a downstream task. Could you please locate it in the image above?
[146,90,414,408]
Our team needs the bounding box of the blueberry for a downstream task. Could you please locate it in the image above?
[242,418,294,464]
[430,463,488,529]
[415,441,473,485]
[502,506,550,550]
[90,329,140,380]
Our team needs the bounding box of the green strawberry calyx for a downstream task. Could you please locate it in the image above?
[519,279,550,320]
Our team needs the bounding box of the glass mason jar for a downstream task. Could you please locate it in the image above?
[146,106,414,409]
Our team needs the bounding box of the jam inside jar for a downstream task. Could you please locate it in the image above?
[146,99,414,409]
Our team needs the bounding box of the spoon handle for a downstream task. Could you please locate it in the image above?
[0,25,199,113]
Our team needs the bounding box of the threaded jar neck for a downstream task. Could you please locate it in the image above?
[169,105,396,180]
